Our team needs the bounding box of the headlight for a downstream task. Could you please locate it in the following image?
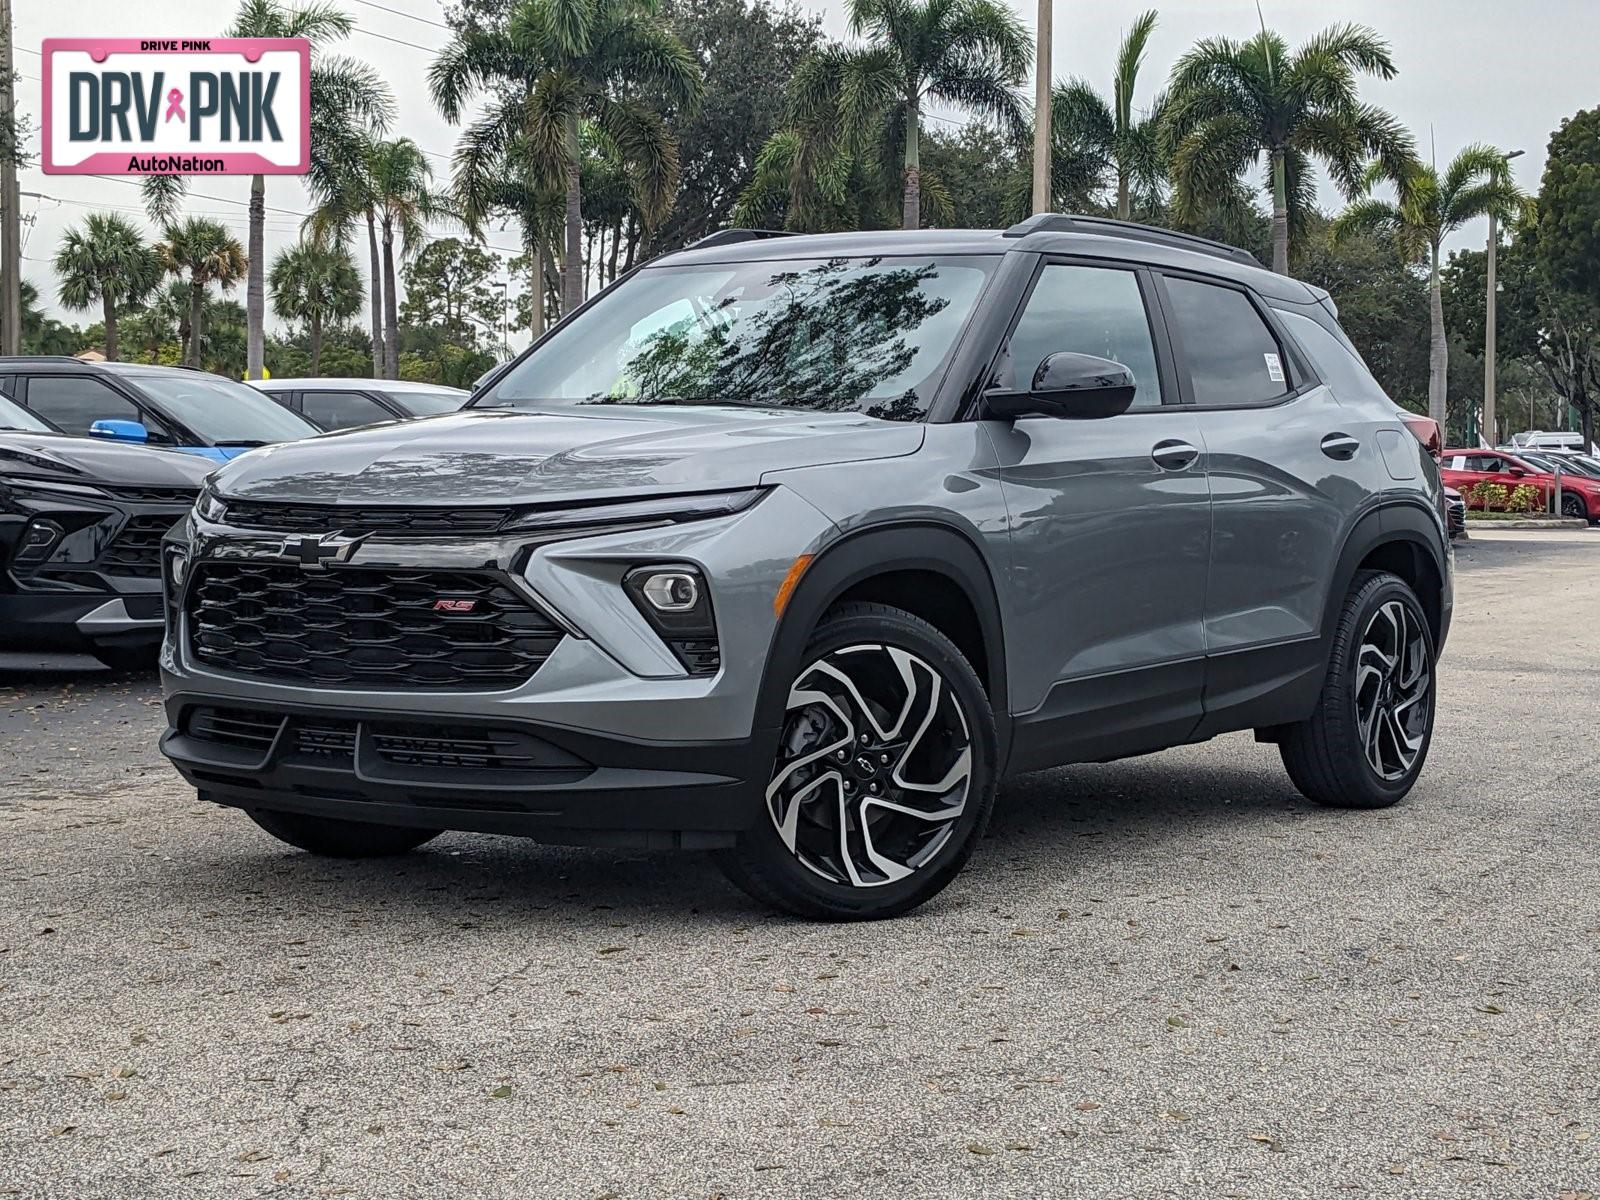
[194,485,228,523]
[503,488,766,535]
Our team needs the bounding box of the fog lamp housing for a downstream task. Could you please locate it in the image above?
[623,564,719,676]
[14,518,65,564]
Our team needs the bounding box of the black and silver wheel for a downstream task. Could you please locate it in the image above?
[1279,570,1436,808]
[247,808,442,858]
[717,602,997,920]
[1561,491,1587,520]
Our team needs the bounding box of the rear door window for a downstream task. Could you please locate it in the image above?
[1163,276,1293,407]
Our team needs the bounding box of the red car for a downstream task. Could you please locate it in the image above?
[1441,448,1600,523]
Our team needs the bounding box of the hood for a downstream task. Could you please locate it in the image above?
[0,430,215,488]
[210,406,924,505]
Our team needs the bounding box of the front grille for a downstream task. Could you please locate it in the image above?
[190,706,284,751]
[221,500,513,537]
[370,726,563,772]
[98,513,180,577]
[103,484,200,504]
[186,563,563,690]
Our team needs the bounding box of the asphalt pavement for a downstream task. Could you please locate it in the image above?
[1,527,1597,1199]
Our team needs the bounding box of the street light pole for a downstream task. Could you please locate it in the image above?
[1030,0,1052,214]
[1484,148,1524,449]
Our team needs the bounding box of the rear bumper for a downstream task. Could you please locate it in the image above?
[161,692,771,848]
[0,591,164,651]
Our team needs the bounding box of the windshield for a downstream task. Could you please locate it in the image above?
[125,372,318,444]
[479,255,998,421]
[387,389,467,416]
[0,393,52,432]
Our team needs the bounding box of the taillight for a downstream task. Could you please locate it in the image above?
[1400,414,1442,461]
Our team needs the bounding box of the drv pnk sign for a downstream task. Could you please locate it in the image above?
[42,38,309,176]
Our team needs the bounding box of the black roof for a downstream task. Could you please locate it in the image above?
[666,216,1322,305]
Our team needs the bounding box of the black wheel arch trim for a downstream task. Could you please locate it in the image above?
[753,519,1011,765]
[1322,499,1449,651]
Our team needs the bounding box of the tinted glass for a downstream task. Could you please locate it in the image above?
[1005,264,1162,407]
[1277,309,1387,403]
[0,392,51,431]
[484,256,998,422]
[384,390,467,416]
[1165,277,1291,406]
[25,376,168,440]
[118,372,316,444]
[302,389,392,430]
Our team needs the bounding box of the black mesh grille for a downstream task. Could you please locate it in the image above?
[186,562,563,689]
[98,513,179,577]
[103,484,200,504]
[189,706,283,751]
[221,501,513,537]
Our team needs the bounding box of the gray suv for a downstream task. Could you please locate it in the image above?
[158,215,1452,920]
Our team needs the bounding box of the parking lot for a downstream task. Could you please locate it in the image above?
[1,527,1596,1199]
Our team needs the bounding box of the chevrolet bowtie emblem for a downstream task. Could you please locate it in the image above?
[279,531,367,570]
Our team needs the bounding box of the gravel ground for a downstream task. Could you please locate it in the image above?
[2,528,1597,1199]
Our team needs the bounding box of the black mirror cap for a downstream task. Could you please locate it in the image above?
[981,352,1137,421]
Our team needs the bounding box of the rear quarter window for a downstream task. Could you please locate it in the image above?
[1274,308,1391,404]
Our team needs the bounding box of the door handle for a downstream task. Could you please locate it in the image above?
[1151,440,1200,470]
[1321,432,1360,460]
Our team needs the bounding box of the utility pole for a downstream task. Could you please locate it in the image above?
[1030,0,1051,214]
[0,0,21,355]
[1483,148,1524,449]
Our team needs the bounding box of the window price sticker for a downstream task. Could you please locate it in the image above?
[1264,352,1285,383]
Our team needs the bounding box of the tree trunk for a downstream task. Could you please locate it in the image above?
[1270,149,1289,275]
[608,218,621,285]
[561,112,584,317]
[902,100,921,231]
[366,211,385,377]
[1117,170,1130,221]
[381,215,399,380]
[530,241,545,339]
[188,278,204,369]
[102,293,118,362]
[1427,240,1448,429]
[310,308,323,378]
[246,173,265,380]
[623,212,639,272]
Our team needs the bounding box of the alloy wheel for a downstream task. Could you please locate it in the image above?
[766,643,972,888]
[1354,600,1431,781]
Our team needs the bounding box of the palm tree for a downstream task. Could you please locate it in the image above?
[430,0,704,316]
[1165,23,1414,274]
[156,218,248,368]
[789,0,1030,230]
[142,1,392,380]
[308,135,394,377]
[269,242,362,377]
[53,213,162,361]
[366,138,436,379]
[1333,146,1523,428]
[1049,10,1165,220]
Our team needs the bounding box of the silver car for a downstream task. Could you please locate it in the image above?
[158,215,1452,919]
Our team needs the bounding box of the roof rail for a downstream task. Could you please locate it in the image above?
[689,228,798,250]
[0,355,96,367]
[1002,213,1260,267]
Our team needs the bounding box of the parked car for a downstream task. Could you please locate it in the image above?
[1509,430,1587,452]
[159,215,1452,920]
[1444,486,1467,538]
[1441,448,1600,523]
[1,393,213,670]
[0,358,318,462]
[251,378,471,432]
[1509,448,1600,479]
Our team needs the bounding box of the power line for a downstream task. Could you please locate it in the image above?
[347,0,452,32]
[351,25,439,54]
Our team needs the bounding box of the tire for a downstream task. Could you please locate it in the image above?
[91,644,157,673]
[1560,492,1587,520]
[1279,570,1436,809]
[247,808,441,858]
[715,601,998,920]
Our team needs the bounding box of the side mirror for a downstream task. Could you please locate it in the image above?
[983,352,1137,421]
[1507,466,1526,477]
[89,418,150,444]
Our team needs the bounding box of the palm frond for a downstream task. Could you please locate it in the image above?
[1113,9,1159,128]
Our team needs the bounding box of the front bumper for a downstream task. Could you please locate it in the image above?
[162,692,769,847]
[0,590,164,651]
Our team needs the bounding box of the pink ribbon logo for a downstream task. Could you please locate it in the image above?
[164,88,185,123]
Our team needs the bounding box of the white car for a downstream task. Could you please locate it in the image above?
[1508,430,1588,452]
[251,378,470,431]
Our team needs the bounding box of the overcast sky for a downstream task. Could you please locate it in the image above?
[13,0,1599,348]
